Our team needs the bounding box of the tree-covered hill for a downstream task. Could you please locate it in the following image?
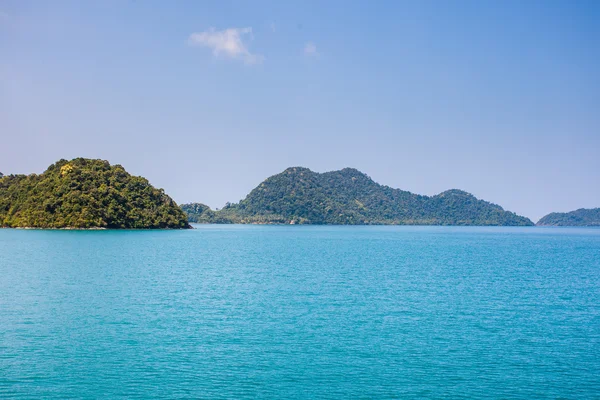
[537,208,600,226]
[0,158,191,229]
[183,167,533,226]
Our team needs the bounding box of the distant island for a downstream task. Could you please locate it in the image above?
[0,158,190,229]
[182,167,534,226]
[537,208,600,226]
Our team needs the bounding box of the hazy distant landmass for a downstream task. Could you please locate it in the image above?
[537,208,600,226]
[179,202,236,224]
[0,158,190,229]
[182,167,533,226]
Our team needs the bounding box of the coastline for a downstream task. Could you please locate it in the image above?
[3,225,193,230]
[187,220,536,227]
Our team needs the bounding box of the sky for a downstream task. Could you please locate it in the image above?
[1,0,598,222]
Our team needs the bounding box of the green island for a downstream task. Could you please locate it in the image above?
[0,158,191,229]
[537,208,600,226]
[182,167,534,226]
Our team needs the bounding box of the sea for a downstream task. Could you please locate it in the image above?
[1,225,599,398]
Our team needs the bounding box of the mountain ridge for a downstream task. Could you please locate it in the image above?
[182,167,533,226]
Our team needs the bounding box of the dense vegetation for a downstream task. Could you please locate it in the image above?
[537,208,600,226]
[0,158,191,229]
[183,167,533,226]
[180,203,236,224]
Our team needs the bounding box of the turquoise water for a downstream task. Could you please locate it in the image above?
[1,226,599,399]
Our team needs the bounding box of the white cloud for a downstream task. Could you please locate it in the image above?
[188,27,264,65]
[304,42,317,56]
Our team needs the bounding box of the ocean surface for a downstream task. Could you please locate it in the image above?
[1,225,599,399]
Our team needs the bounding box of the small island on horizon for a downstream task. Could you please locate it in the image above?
[537,208,600,227]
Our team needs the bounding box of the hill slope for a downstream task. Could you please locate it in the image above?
[0,158,191,229]
[537,208,600,226]
[183,167,533,226]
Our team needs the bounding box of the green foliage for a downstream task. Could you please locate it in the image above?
[0,158,191,229]
[537,208,600,226]
[184,167,534,226]
[180,203,236,224]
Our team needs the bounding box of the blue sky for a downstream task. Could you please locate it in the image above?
[1,0,598,221]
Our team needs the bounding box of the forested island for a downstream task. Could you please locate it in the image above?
[0,158,190,229]
[182,167,533,226]
[537,208,600,226]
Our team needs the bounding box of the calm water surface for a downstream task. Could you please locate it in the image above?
[1,225,599,398]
